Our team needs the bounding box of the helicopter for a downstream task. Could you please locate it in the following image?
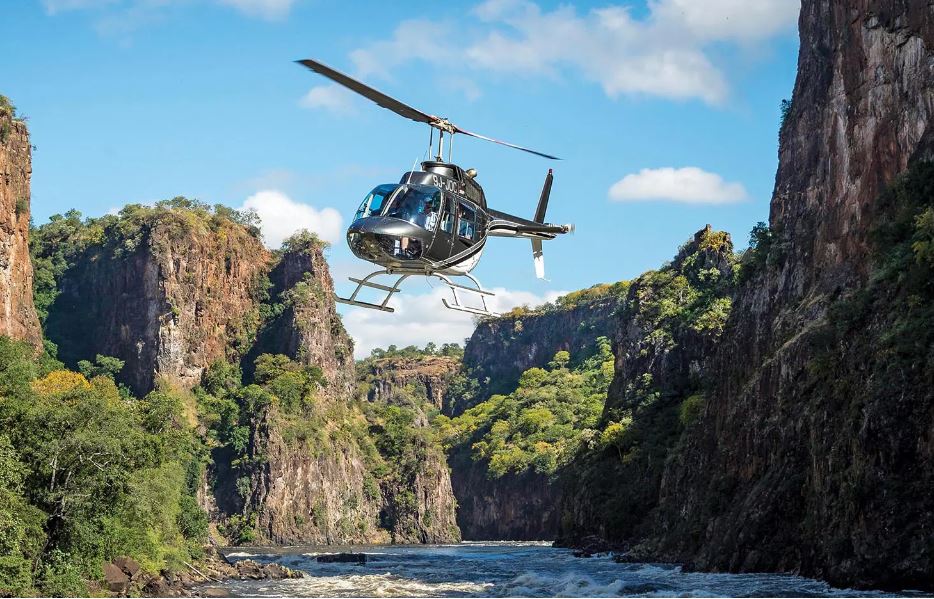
[296,58,573,317]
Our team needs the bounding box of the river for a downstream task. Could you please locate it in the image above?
[200,542,925,597]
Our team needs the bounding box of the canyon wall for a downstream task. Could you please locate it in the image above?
[556,226,736,548]
[449,293,622,540]
[0,99,40,347]
[45,206,269,395]
[40,220,459,546]
[458,295,618,413]
[648,0,934,590]
[363,355,459,411]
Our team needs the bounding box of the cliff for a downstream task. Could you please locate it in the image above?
[43,202,270,395]
[556,226,736,547]
[362,355,459,410]
[647,0,934,590]
[356,350,461,543]
[449,455,559,541]
[444,291,624,541]
[456,291,619,414]
[0,98,41,347]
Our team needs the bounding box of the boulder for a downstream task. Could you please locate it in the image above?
[113,555,142,580]
[263,563,302,579]
[103,562,130,593]
[316,553,366,564]
[235,560,266,579]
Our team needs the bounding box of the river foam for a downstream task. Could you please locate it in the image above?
[207,542,910,597]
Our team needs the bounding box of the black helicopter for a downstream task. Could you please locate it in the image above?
[297,59,573,316]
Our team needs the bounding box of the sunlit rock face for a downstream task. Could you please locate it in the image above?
[0,104,40,347]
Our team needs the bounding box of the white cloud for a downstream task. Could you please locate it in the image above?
[340,284,566,358]
[299,84,356,115]
[652,0,801,43]
[608,166,748,204]
[240,190,343,247]
[465,1,730,104]
[349,19,456,79]
[216,0,295,20]
[346,0,798,106]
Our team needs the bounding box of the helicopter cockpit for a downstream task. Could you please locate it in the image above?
[348,183,447,264]
[354,184,442,228]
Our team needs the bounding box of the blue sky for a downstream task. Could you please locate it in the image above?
[2,0,800,355]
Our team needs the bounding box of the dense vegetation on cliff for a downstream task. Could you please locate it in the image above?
[30,199,261,327]
[437,337,613,478]
[0,339,209,596]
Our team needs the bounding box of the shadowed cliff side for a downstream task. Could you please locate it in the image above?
[648,0,934,590]
[0,97,41,347]
[555,226,736,548]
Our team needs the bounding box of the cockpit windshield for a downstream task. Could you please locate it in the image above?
[355,184,399,221]
[383,184,443,231]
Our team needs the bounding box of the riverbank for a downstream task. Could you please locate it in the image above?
[105,547,303,597]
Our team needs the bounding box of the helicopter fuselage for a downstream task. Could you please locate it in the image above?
[346,161,496,276]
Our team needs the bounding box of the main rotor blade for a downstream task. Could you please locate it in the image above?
[296,58,560,160]
[296,58,438,125]
[453,126,561,160]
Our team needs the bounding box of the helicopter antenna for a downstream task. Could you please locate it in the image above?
[296,58,560,160]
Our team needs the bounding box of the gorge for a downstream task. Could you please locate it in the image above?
[0,0,932,595]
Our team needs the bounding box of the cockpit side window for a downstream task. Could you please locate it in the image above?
[355,184,398,221]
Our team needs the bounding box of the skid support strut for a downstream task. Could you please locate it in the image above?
[336,270,410,313]
[335,270,500,317]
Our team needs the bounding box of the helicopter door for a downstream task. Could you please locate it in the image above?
[427,195,456,262]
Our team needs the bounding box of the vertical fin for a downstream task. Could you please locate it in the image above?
[534,169,553,223]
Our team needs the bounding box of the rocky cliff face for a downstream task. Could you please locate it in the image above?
[648,0,934,590]
[362,355,459,411]
[447,294,622,540]
[556,226,736,547]
[245,243,355,401]
[458,296,618,413]
[356,351,461,543]
[236,240,387,544]
[223,240,456,546]
[450,456,559,541]
[0,101,40,347]
[45,208,269,395]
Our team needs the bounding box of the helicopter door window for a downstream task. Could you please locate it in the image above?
[356,184,398,221]
[440,197,455,234]
[457,203,477,241]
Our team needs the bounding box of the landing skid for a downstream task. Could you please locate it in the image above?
[335,269,500,317]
